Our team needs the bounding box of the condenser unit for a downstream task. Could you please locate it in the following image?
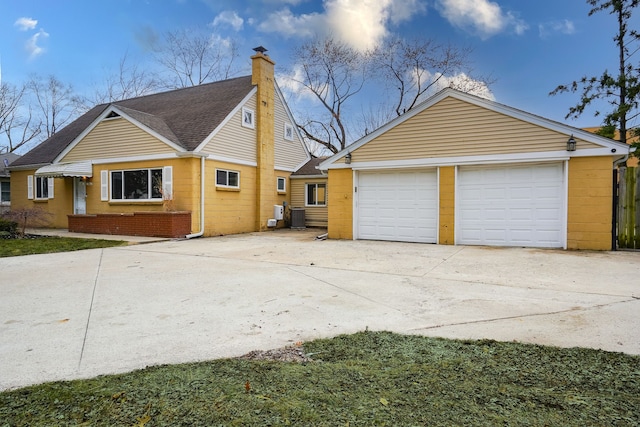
[290,208,306,229]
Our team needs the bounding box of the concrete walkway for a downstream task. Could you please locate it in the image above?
[1,229,639,391]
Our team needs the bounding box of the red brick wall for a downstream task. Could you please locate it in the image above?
[68,211,191,238]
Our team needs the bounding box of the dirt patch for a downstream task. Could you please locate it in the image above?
[239,344,313,363]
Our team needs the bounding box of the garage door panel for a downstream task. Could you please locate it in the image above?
[458,163,564,248]
[358,170,437,243]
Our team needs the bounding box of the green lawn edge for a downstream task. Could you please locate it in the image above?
[0,236,127,257]
[1,331,638,426]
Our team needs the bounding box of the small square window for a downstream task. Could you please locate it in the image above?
[242,107,255,129]
[216,169,240,188]
[306,183,326,206]
[277,177,286,192]
[284,123,294,141]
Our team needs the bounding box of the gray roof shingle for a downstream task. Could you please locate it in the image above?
[12,75,254,167]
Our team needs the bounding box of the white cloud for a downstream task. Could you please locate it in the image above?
[538,19,575,39]
[436,0,527,39]
[257,8,322,38]
[26,29,49,59]
[14,17,38,31]
[257,0,427,52]
[212,10,244,31]
[276,67,318,103]
[419,70,495,101]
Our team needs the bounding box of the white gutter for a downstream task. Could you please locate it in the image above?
[183,154,206,239]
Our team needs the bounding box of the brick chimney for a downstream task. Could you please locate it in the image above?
[251,47,276,231]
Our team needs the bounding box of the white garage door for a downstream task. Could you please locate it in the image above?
[457,163,564,248]
[357,169,438,243]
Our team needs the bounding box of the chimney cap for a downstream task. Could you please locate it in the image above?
[253,46,268,54]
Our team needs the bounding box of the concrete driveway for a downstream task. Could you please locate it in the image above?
[1,229,639,391]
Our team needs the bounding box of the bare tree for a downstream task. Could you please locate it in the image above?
[90,52,160,104]
[0,82,41,153]
[290,37,369,154]
[28,75,83,139]
[151,28,240,88]
[371,37,491,117]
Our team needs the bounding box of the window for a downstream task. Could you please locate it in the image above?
[1,181,10,202]
[306,183,326,206]
[284,123,294,141]
[36,177,49,199]
[277,177,286,192]
[110,168,163,200]
[242,107,255,129]
[216,169,240,188]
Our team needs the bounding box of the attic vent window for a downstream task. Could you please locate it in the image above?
[284,123,294,141]
[105,111,121,119]
[242,107,255,129]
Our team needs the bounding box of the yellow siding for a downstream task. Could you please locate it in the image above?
[90,158,200,232]
[567,156,613,250]
[290,177,329,227]
[327,169,353,239]
[9,170,73,228]
[62,118,175,162]
[205,160,257,235]
[352,97,600,162]
[200,95,257,163]
[274,93,308,170]
[438,166,455,244]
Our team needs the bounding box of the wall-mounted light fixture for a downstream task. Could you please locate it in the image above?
[345,152,352,164]
[566,134,577,151]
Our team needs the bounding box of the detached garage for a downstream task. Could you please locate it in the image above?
[320,88,631,250]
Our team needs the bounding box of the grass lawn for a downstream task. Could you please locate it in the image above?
[0,236,126,257]
[1,331,638,426]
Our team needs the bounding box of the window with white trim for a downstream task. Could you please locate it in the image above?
[242,107,255,129]
[1,181,10,202]
[306,183,326,206]
[277,177,286,192]
[284,123,294,141]
[216,169,240,188]
[110,168,163,200]
[35,177,51,199]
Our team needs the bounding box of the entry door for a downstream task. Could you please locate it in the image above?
[74,178,87,214]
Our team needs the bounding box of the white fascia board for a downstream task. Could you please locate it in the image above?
[443,90,631,152]
[54,106,186,163]
[194,87,258,152]
[206,154,258,167]
[113,107,187,152]
[333,151,573,171]
[91,153,182,165]
[290,174,327,179]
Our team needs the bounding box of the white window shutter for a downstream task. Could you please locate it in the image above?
[47,178,54,199]
[162,166,173,199]
[27,175,34,200]
[100,170,109,201]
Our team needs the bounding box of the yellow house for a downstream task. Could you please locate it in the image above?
[9,48,310,237]
[319,88,632,250]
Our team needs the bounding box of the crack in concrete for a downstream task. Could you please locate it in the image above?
[78,249,103,370]
[408,297,638,332]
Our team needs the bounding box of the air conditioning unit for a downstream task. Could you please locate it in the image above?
[273,205,284,220]
[290,208,306,229]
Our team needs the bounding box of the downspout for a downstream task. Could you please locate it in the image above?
[611,147,636,250]
[186,154,206,239]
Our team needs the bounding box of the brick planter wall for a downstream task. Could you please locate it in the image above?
[68,211,192,238]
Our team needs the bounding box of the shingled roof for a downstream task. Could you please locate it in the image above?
[11,75,255,167]
[291,157,327,176]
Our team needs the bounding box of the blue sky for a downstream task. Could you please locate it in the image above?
[0,0,631,133]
